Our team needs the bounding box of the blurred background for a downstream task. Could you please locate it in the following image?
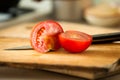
[0,0,119,28]
[0,0,120,80]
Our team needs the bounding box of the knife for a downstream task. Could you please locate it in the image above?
[5,32,120,50]
[92,32,120,44]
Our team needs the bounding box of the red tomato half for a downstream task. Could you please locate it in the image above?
[59,30,92,53]
[30,20,64,53]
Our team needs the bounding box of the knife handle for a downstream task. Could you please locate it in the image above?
[92,32,120,44]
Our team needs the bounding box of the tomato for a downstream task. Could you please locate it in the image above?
[58,30,92,53]
[30,20,64,53]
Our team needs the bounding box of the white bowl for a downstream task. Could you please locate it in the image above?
[85,5,120,26]
[85,14,120,26]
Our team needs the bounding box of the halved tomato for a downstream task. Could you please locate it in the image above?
[58,30,92,53]
[30,20,64,53]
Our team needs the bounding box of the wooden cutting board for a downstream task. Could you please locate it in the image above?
[0,22,120,79]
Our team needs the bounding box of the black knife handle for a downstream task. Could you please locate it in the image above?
[92,32,120,44]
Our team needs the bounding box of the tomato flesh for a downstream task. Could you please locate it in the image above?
[30,20,64,53]
[59,31,92,53]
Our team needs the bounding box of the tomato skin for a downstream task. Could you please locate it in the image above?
[59,31,92,53]
[30,20,64,53]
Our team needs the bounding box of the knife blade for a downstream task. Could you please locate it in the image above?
[5,32,120,50]
[5,45,33,50]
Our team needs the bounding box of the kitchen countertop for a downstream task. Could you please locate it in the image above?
[0,66,81,80]
[0,67,119,80]
[0,10,51,29]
